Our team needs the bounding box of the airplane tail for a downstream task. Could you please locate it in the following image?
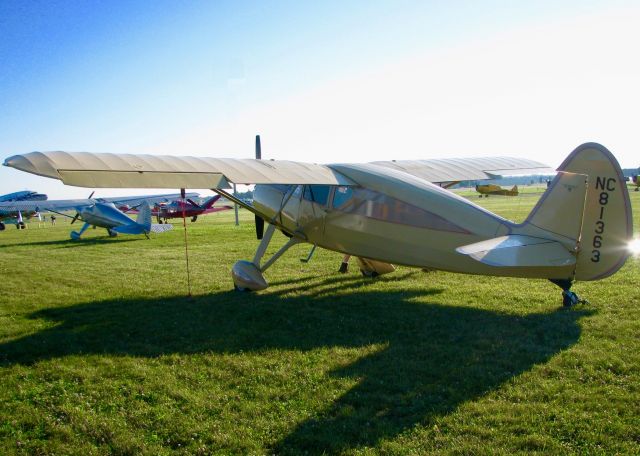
[202,194,221,209]
[511,185,518,193]
[113,202,173,236]
[519,143,632,280]
[135,201,152,231]
[457,143,632,281]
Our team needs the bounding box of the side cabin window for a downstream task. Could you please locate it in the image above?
[333,187,468,233]
[302,185,331,206]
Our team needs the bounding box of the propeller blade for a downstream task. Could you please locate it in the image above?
[71,213,80,224]
[255,215,264,240]
[88,191,95,199]
[187,198,201,208]
[255,134,261,159]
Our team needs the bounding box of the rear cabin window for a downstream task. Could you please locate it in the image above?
[332,186,354,209]
[302,185,331,206]
[333,187,468,233]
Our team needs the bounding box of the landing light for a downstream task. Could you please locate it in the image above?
[629,238,640,256]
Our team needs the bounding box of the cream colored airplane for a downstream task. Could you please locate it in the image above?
[475,183,519,197]
[3,141,633,306]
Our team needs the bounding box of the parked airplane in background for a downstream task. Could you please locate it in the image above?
[0,190,47,203]
[4,141,633,306]
[68,201,173,240]
[475,183,519,197]
[0,192,196,232]
[629,175,639,192]
[0,190,49,229]
[133,194,232,223]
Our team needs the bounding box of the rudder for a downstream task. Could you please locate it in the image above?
[135,201,152,231]
[522,143,632,281]
[565,143,632,280]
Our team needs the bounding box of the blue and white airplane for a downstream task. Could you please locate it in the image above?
[0,192,196,235]
[69,200,172,240]
[0,190,47,203]
[0,190,48,229]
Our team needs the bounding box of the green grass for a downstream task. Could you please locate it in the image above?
[1,195,639,455]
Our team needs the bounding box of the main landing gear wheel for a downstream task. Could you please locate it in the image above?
[550,279,589,307]
[562,290,581,307]
[360,270,379,278]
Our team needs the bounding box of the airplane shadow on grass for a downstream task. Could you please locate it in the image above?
[0,277,591,453]
[0,237,142,249]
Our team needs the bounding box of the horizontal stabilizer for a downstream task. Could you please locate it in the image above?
[150,223,173,233]
[456,235,575,268]
[112,224,146,235]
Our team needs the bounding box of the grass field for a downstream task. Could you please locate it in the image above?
[1,191,639,455]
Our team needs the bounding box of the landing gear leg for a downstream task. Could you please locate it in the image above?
[549,279,589,307]
[231,223,302,291]
[70,222,91,240]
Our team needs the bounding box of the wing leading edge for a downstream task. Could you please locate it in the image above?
[3,151,354,188]
[4,150,553,189]
[370,157,554,183]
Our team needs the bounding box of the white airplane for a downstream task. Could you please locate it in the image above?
[3,141,633,306]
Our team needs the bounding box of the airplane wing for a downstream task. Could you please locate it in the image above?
[369,157,554,183]
[0,199,94,212]
[3,151,354,188]
[98,192,199,206]
[4,151,553,189]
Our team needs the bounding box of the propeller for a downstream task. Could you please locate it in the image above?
[186,198,201,208]
[71,212,81,224]
[255,215,264,240]
[88,190,95,199]
[254,134,264,239]
[255,134,261,160]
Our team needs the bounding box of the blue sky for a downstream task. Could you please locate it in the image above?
[1,0,638,198]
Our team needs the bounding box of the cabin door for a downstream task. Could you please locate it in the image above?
[297,185,330,243]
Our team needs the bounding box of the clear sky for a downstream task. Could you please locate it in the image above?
[1,0,638,198]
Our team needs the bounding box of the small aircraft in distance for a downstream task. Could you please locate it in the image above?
[475,183,518,197]
[4,141,633,306]
[0,190,47,203]
[0,192,196,235]
[629,175,639,192]
[67,200,173,240]
[0,190,48,229]
[137,194,232,223]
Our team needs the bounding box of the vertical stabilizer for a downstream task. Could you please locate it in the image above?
[136,201,152,231]
[521,143,632,281]
[524,171,588,245]
[203,195,221,209]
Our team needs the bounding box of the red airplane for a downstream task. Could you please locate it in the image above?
[135,194,232,223]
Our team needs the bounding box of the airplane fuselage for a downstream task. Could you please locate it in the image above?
[253,163,576,280]
[80,202,133,229]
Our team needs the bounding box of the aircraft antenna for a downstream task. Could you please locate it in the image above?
[180,188,192,297]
